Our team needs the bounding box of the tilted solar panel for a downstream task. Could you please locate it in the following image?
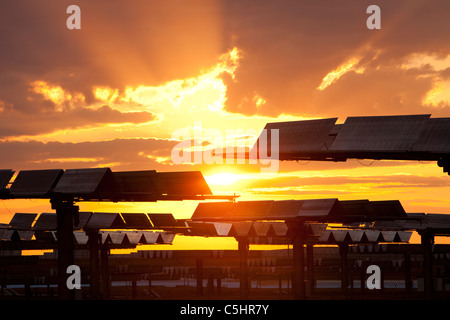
[413,117,450,153]
[53,168,113,194]
[255,118,338,154]
[10,169,63,196]
[330,114,430,151]
[9,213,38,229]
[0,169,14,189]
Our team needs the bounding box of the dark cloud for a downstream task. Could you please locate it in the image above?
[0,105,155,138]
[0,138,177,170]
[221,0,450,117]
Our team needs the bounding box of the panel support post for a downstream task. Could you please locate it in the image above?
[339,243,349,297]
[196,258,203,295]
[100,245,110,299]
[292,225,306,300]
[238,237,249,299]
[52,198,78,300]
[421,230,434,299]
[306,243,315,296]
[87,229,101,299]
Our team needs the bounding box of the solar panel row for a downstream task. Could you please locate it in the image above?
[0,168,213,201]
[191,199,406,221]
[256,114,450,162]
[0,229,174,245]
[2,212,179,231]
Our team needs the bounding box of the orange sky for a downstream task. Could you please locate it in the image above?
[1,1,450,249]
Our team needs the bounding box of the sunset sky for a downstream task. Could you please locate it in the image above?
[1,1,450,248]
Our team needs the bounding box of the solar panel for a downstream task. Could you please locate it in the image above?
[111,170,158,194]
[9,213,38,229]
[121,213,153,229]
[53,168,113,194]
[147,213,177,228]
[33,213,57,231]
[369,200,406,219]
[191,202,235,220]
[73,231,89,245]
[413,118,450,153]
[298,198,342,217]
[75,212,92,229]
[0,169,14,189]
[340,200,375,217]
[252,222,272,237]
[267,222,289,237]
[141,231,160,244]
[228,222,255,237]
[233,201,274,220]
[330,115,430,151]
[154,171,212,196]
[157,232,175,244]
[266,200,303,219]
[256,118,338,154]
[186,221,219,236]
[9,169,63,197]
[85,212,126,229]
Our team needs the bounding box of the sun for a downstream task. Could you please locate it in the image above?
[205,172,240,186]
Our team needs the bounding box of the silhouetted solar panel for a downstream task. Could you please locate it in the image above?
[141,231,160,244]
[413,118,450,153]
[33,213,57,231]
[104,232,129,245]
[191,202,235,220]
[259,118,338,154]
[266,200,303,219]
[157,232,175,244]
[111,170,158,194]
[329,115,430,151]
[317,229,410,244]
[228,222,255,237]
[147,213,177,228]
[9,169,63,197]
[298,198,342,217]
[73,231,89,245]
[252,222,272,236]
[53,168,113,194]
[267,222,289,237]
[186,221,219,236]
[9,213,37,229]
[0,169,14,189]
[154,171,212,196]
[85,212,126,229]
[340,200,375,217]
[233,201,274,220]
[369,200,406,219]
[121,213,153,229]
[75,212,93,229]
[17,230,34,241]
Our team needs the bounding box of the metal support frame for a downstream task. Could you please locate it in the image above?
[238,237,249,299]
[292,227,306,300]
[52,198,78,300]
[421,231,434,299]
[339,243,349,296]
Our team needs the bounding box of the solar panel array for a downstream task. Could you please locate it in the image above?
[0,212,178,247]
[256,115,450,170]
[0,168,215,201]
[191,199,406,222]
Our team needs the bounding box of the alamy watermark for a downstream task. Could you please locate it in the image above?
[366,264,381,289]
[170,121,280,173]
[66,264,81,290]
[65,5,381,31]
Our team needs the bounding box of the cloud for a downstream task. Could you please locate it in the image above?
[220,0,450,118]
[0,105,155,138]
[0,138,178,171]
